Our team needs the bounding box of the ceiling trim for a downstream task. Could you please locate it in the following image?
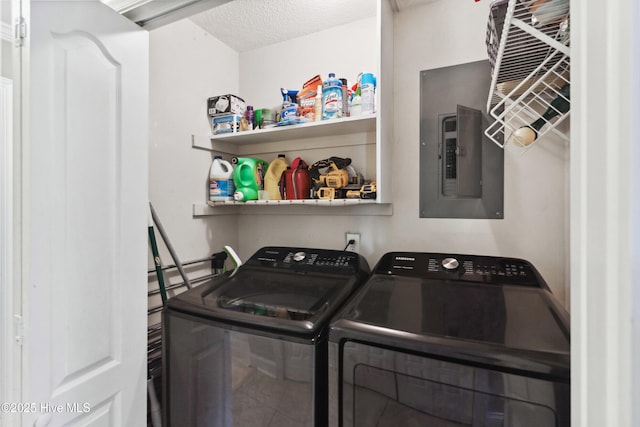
[102,0,232,30]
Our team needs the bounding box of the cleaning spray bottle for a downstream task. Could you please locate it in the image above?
[340,78,348,117]
[263,154,289,200]
[314,85,323,122]
[360,72,376,115]
[322,73,343,120]
[350,83,362,117]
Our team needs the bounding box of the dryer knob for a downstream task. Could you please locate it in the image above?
[293,251,306,262]
[442,257,459,270]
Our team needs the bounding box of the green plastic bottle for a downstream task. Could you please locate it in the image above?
[232,157,268,202]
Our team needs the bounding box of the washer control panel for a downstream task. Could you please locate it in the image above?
[376,252,540,286]
[246,246,367,275]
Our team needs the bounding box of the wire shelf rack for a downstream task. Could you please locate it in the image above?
[485,0,570,153]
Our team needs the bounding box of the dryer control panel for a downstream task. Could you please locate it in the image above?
[374,252,542,287]
[245,246,370,275]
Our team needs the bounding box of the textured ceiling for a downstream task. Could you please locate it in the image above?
[189,0,379,53]
[101,0,441,49]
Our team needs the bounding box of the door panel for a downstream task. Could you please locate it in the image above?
[50,32,120,393]
[26,1,148,425]
[456,104,482,198]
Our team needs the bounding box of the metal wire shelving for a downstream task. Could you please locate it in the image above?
[484,0,570,154]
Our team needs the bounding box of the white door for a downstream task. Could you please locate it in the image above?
[23,0,148,425]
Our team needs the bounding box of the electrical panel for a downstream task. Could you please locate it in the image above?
[419,60,504,219]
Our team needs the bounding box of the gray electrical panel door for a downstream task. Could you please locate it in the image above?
[419,60,504,219]
[455,105,483,197]
[440,105,483,198]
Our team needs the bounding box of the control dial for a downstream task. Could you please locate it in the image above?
[293,251,306,262]
[441,257,459,270]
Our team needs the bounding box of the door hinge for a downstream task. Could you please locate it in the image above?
[14,17,26,47]
[14,315,23,346]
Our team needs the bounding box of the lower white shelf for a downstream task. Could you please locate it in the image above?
[208,199,378,207]
[193,199,392,216]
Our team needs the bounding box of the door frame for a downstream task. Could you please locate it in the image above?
[0,75,15,424]
[2,1,23,424]
[571,0,640,426]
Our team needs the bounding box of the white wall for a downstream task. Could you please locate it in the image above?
[238,17,377,109]
[149,2,570,306]
[149,19,240,288]
[235,1,570,305]
[235,17,379,193]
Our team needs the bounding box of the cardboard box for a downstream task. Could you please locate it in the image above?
[207,95,246,117]
[298,74,322,122]
[212,114,242,135]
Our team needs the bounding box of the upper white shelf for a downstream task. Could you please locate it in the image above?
[210,115,376,145]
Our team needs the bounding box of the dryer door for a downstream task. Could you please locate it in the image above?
[336,341,568,427]
[164,310,319,427]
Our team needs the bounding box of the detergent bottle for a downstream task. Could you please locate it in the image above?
[232,157,268,202]
[263,154,289,200]
[322,73,343,120]
[209,156,235,202]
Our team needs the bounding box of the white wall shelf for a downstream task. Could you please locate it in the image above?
[192,200,392,216]
[208,198,377,207]
[193,132,376,157]
[191,0,394,213]
[192,115,377,157]
[210,115,376,145]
